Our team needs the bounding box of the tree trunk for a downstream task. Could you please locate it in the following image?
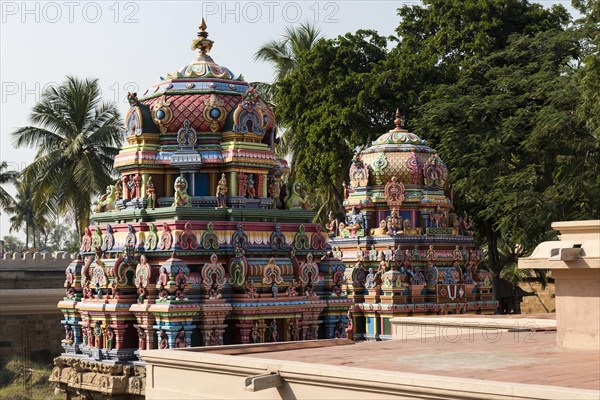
[74,212,81,241]
[483,219,502,314]
[25,223,30,249]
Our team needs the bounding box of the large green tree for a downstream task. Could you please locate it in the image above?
[382,0,569,118]
[277,30,392,221]
[376,0,576,311]
[414,26,599,306]
[573,0,600,151]
[12,76,123,236]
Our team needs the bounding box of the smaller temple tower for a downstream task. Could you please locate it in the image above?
[330,111,496,341]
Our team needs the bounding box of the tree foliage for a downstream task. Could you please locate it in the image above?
[8,182,47,249]
[383,0,570,117]
[2,235,25,253]
[277,30,392,221]
[254,22,323,84]
[0,162,18,212]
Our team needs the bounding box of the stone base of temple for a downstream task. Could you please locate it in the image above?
[50,355,145,399]
[77,345,138,362]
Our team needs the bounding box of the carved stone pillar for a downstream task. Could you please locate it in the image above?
[257,319,267,343]
[228,172,237,196]
[257,174,266,198]
[236,320,254,344]
[237,172,247,197]
[112,323,128,350]
[141,173,149,198]
[145,327,156,350]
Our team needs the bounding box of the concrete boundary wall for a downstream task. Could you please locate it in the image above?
[0,253,69,358]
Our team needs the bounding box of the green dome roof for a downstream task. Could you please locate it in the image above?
[372,130,427,146]
[166,53,237,80]
[371,111,426,146]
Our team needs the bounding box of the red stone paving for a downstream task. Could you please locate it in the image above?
[249,331,600,391]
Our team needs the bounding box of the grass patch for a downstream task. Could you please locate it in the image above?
[0,352,62,400]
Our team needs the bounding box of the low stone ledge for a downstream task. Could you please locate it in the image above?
[390,316,556,341]
[141,344,598,400]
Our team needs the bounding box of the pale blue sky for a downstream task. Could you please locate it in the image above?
[0,1,577,240]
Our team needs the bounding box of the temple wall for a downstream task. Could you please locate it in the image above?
[0,252,75,359]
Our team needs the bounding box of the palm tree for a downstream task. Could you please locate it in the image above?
[8,182,46,249]
[12,76,123,236]
[0,161,18,212]
[254,22,322,84]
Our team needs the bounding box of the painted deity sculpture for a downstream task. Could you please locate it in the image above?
[175,330,186,348]
[429,206,446,228]
[137,327,146,350]
[216,173,228,208]
[133,174,142,198]
[245,174,256,199]
[126,174,141,199]
[386,208,403,236]
[63,325,74,345]
[94,322,103,349]
[173,176,192,207]
[146,176,156,209]
[325,211,339,237]
[114,178,123,200]
[268,178,280,208]
[159,330,168,349]
[106,327,115,350]
[343,207,365,238]
[460,211,474,236]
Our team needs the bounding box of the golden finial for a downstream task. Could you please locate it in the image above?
[393,109,407,130]
[191,17,214,55]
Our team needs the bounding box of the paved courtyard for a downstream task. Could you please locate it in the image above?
[247,328,599,391]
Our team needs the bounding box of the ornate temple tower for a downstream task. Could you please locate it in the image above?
[53,21,350,396]
[329,111,496,341]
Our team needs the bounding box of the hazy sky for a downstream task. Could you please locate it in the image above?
[0,0,576,240]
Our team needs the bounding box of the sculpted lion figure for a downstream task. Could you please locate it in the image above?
[94,185,117,213]
[284,182,308,210]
